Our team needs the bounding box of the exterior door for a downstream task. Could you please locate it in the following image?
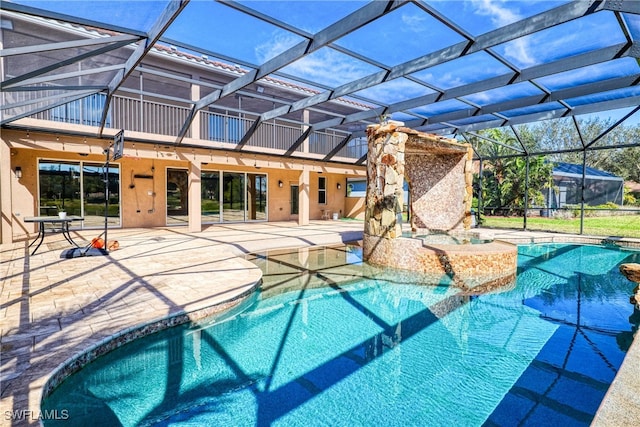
[222,172,245,222]
[166,168,188,225]
[290,184,299,216]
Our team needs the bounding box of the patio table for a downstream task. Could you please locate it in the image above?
[24,216,84,255]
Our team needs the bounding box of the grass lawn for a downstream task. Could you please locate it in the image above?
[481,215,640,238]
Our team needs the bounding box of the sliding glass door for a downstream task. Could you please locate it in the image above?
[201,172,220,222]
[166,169,189,225]
[222,172,245,222]
[246,173,267,221]
[201,171,268,223]
[83,163,120,227]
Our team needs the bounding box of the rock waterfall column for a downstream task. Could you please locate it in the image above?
[364,121,407,242]
[362,122,517,292]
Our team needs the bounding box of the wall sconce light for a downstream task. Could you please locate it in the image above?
[15,166,22,179]
[278,180,283,188]
[337,182,342,190]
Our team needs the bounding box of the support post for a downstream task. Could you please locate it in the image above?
[0,139,12,244]
[580,150,587,235]
[477,158,484,226]
[188,161,202,232]
[103,148,110,252]
[523,155,530,231]
[298,168,309,225]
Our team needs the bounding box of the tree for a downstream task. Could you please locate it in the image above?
[477,155,553,215]
[470,129,554,216]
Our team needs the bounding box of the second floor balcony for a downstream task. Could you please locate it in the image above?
[16,92,368,162]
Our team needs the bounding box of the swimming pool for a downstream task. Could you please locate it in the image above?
[41,243,640,426]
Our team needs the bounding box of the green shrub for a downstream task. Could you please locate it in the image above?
[571,202,619,217]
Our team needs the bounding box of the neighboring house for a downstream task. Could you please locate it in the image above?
[544,162,624,211]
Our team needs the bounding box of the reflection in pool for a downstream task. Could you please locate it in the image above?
[42,244,640,426]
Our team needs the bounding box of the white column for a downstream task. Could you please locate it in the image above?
[188,161,202,232]
[0,139,12,244]
[298,168,310,225]
[191,82,201,140]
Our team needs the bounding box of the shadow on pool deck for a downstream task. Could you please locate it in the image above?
[1,222,638,426]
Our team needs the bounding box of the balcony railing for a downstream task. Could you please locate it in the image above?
[245,120,304,152]
[23,93,361,159]
[337,137,368,159]
[111,96,191,138]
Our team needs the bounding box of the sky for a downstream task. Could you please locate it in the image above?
[10,0,640,126]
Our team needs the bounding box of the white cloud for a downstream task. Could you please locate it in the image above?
[255,32,375,87]
[503,39,536,67]
[471,0,521,26]
[357,78,434,104]
[282,48,375,87]
[254,32,301,64]
[401,12,427,32]
[469,0,537,66]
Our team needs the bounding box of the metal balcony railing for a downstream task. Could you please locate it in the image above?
[6,90,107,126]
[21,93,362,159]
[111,96,191,137]
[337,137,368,159]
[245,121,304,152]
[200,111,256,146]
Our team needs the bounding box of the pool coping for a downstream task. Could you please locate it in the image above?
[2,223,638,426]
[40,282,260,400]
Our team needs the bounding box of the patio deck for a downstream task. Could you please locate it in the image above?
[1,222,638,426]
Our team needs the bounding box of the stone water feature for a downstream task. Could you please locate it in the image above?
[621,263,640,308]
[363,121,517,292]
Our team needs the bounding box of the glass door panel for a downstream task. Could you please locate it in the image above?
[83,163,120,227]
[201,172,221,223]
[222,172,245,222]
[246,173,267,221]
[290,184,299,215]
[38,161,81,230]
[167,169,188,225]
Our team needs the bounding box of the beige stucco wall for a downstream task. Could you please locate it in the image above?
[345,197,365,220]
[1,128,364,243]
[309,172,347,220]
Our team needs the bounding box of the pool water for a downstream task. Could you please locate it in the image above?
[42,244,640,426]
[400,231,492,245]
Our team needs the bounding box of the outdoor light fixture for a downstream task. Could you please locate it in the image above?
[278,180,283,188]
[15,166,22,179]
[337,183,341,190]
